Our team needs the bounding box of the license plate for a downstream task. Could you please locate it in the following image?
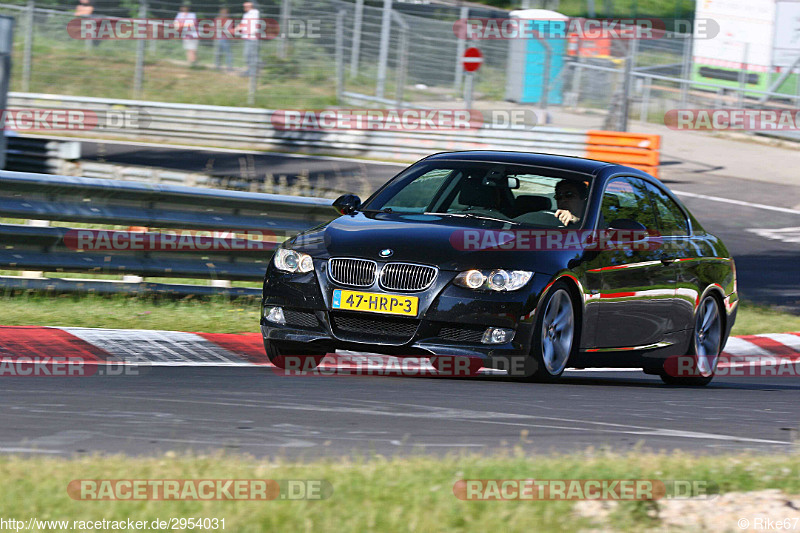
[331,289,418,317]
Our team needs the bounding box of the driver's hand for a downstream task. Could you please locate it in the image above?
[555,209,579,225]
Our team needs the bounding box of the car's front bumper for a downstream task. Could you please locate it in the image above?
[260,260,549,365]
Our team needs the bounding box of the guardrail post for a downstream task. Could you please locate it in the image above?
[349,0,364,78]
[21,0,33,92]
[21,219,48,279]
[133,0,147,100]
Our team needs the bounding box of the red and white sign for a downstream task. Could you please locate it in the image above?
[462,47,483,72]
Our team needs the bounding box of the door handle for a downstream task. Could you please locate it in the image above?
[660,254,675,266]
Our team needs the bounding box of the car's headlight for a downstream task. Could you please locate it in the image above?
[274,248,314,273]
[453,269,533,291]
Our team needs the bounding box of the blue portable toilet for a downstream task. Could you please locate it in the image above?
[505,9,567,105]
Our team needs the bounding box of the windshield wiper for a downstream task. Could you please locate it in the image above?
[424,212,520,226]
[359,207,393,214]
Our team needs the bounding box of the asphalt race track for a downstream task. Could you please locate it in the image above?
[1,142,798,459]
[2,367,799,457]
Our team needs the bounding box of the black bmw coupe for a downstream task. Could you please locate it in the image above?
[261,151,738,385]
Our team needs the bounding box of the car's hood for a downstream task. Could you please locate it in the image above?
[285,212,577,273]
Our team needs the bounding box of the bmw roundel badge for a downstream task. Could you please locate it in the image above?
[379,248,393,258]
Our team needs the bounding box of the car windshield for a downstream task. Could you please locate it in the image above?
[362,162,592,228]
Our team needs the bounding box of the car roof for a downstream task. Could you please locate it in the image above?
[422,150,621,176]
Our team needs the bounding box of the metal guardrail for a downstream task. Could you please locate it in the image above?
[0,170,336,295]
[7,92,660,171]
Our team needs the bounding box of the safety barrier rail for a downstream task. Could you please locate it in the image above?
[0,170,336,296]
[7,92,661,177]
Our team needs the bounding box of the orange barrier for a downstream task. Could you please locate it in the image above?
[585,130,661,178]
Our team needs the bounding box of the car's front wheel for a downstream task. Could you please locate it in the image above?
[264,339,326,371]
[660,294,723,386]
[519,282,578,382]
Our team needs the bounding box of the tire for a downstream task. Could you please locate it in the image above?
[519,281,579,382]
[264,339,326,371]
[659,294,723,386]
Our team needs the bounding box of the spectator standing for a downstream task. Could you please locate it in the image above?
[238,1,260,78]
[74,0,93,17]
[174,1,199,66]
[214,6,234,71]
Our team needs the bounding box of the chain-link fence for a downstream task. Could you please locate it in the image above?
[5,0,754,135]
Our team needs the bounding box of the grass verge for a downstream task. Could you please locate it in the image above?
[0,294,798,335]
[0,451,798,532]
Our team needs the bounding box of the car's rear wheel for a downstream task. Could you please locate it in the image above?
[264,339,326,371]
[519,282,578,382]
[660,294,722,386]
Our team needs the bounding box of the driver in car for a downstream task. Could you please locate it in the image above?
[554,179,588,226]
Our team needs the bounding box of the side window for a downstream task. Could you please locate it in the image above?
[599,177,657,230]
[646,183,690,236]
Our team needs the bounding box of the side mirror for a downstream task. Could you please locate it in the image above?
[332,194,361,215]
[506,177,520,189]
[608,218,646,231]
[608,218,648,242]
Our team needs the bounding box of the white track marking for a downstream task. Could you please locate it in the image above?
[0,448,63,454]
[673,190,800,215]
[765,334,800,351]
[721,337,774,357]
[747,227,800,244]
[102,394,790,446]
[50,328,800,370]
[60,328,249,365]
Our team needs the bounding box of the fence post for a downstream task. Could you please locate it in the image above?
[569,36,583,108]
[737,43,749,107]
[375,0,392,99]
[640,75,651,122]
[453,6,468,90]
[349,0,363,78]
[618,37,637,132]
[679,32,692,108]
[278,0,290,59]
[335,10,345,104]
[247,40,259,105]
[22,0,33,92]
[132,0,147,99]
[392,11,408,107]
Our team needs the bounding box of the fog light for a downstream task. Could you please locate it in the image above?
[264,306,286,325]
[482,327,515,344]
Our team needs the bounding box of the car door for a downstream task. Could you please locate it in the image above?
[591,176,678,349]
[644,181,696,331]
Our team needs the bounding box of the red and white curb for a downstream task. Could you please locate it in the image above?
[0,326,798,375]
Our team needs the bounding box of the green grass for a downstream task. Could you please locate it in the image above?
[0,293,797,336]
[731,301,800,336]
[0,293,261,333]
[0,450,798,532]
